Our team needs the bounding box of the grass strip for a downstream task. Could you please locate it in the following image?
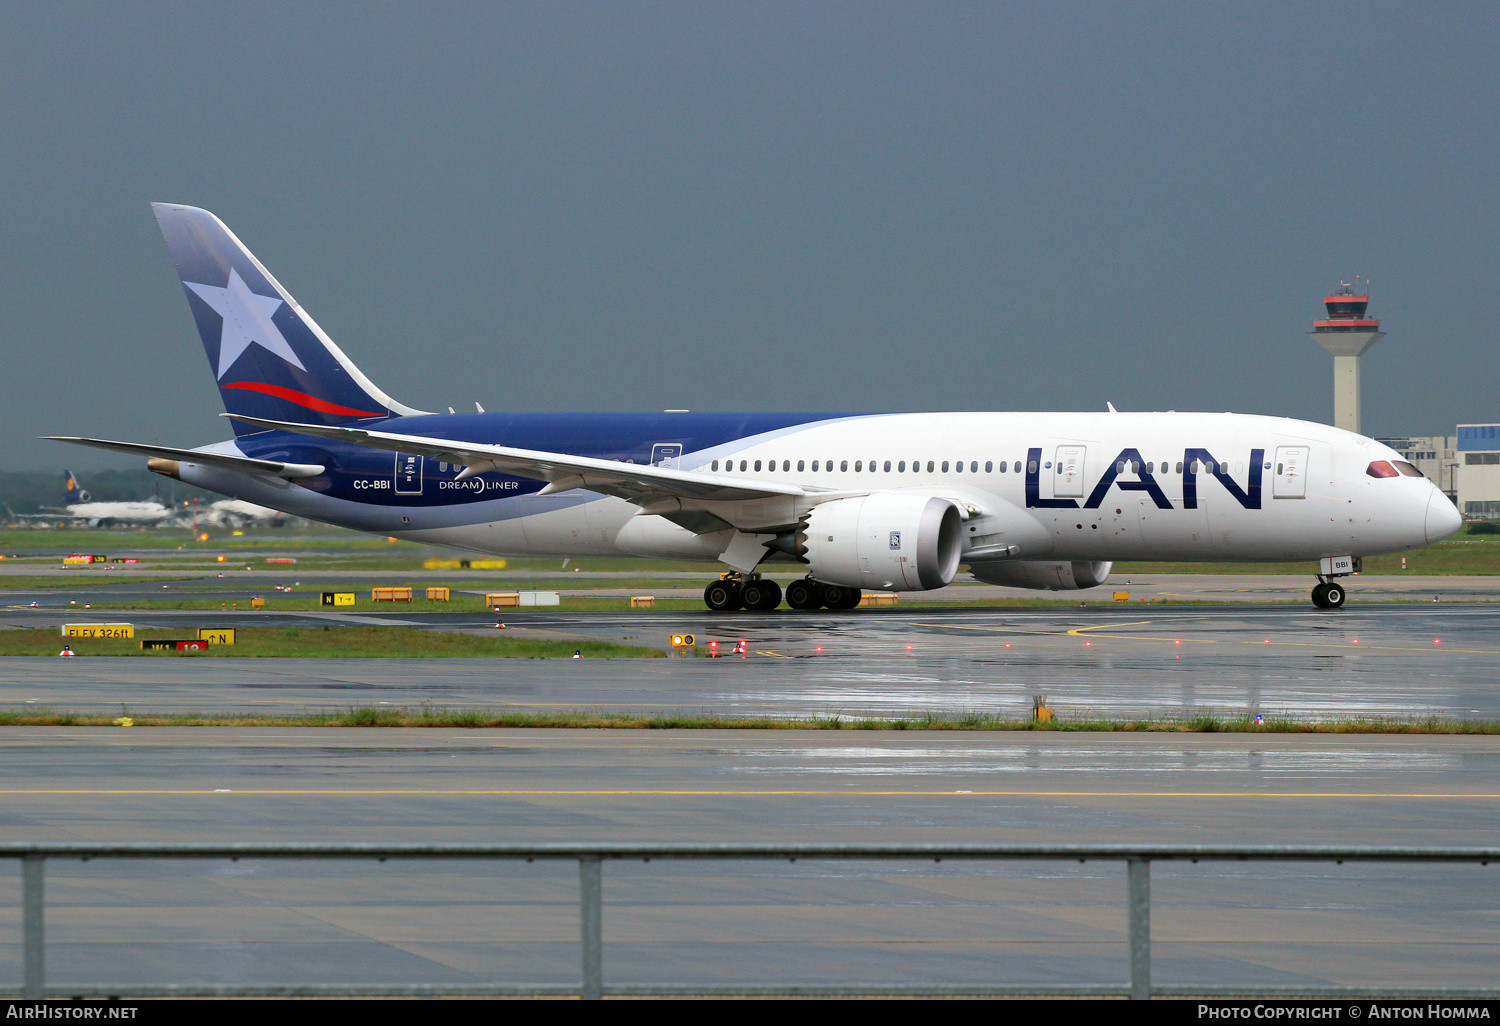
[0,708,1494,733]
[0,530,409,552]
[0,576,184,589]
[7,627,662,658]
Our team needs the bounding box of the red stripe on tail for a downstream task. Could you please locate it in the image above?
[220,382,382,418]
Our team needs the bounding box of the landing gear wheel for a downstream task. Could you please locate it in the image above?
[785,579,822,610]
[704,580,743,611]
[741,579,783,611]
[1311,582,1346,609]
[820,583,862,610]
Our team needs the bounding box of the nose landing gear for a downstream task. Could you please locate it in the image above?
[1310,556,1359,609]
[1311,580,1346,609]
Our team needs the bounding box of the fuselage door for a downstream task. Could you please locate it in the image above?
[1054,445,1086,498]
[1272,446,1308,499]
[394,453,423,495]
[650,443,683,469]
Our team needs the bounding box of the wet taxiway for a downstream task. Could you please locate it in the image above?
[0,728,1493,992]
[1,600,1497,992]
[1,603,1497,720]
[8,568,1500,604]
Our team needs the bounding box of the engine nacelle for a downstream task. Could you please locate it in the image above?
[969,559,1112,591]
[799,494,963,591]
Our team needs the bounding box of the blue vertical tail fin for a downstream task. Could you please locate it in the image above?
[63,470,88,504]
[151,204,427,435]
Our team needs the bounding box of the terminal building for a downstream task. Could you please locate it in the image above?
[1456,425,1500,519]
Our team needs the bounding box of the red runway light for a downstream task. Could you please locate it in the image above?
[1352,639,1359,644]
[1264,639,1270,644]
[905,644,913,650]
[1004,643,1011,648]
[815,645,823,652]
[1085,641,1091,646]
[1435,639,1441,644]
[1173,639,1181,645]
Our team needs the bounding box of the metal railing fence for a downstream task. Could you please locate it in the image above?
[1,842,1496,1000]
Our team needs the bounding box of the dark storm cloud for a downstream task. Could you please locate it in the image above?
[1,2,1495,468]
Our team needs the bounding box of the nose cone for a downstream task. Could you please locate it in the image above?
[1425,491,1462,544]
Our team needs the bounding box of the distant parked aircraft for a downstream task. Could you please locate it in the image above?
[9,471,288,530]
[201,498,290,529]
[54,469,174,527]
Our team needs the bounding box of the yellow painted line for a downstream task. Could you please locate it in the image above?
[0,788,1494,799]
[755,650,793,658]
[1066,621,1155,635]
[910,620,1494,655]
[910,621,1214,643]
[907,622,1089,639]
[1030,631,1487,654]
[1083,635,1494,656]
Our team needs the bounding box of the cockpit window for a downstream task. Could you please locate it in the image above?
[1366,460,1398,479]
[1394,461,1425,477]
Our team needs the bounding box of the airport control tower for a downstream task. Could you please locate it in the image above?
[1309,279,1384,434]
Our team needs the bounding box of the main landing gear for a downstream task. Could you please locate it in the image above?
[703,574,862,611]
[786,578,862,610]
[704,573,782,612]
[1311,579,1346,609]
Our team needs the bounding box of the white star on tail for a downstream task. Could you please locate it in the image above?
[185,267,307,379]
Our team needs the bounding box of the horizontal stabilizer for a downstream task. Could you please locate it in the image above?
[220,414,808,504]
[43,437,325,478]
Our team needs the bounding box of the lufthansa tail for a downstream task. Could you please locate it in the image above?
[63,470,89,504]
[151,203,426,434]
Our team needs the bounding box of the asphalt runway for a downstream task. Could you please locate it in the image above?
[1,604,1498,720]
[0,728,1493,992]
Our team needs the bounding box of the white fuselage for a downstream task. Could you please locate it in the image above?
[64,501,174,526]
[177,412,1459,578]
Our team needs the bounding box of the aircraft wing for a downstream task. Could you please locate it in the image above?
[221,414,810,503]
[43,436,326,478]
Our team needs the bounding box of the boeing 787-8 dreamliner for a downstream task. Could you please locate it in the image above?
[48,205,1461,610]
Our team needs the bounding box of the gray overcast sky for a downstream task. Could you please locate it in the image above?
[2,1,1496,469]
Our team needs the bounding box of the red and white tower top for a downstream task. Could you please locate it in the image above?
[1308,277,1386,433]
[1313,278,1381,333]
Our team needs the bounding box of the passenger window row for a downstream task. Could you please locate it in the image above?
[425,456,1255,478]
[707,458,1028,474]
[702,458,1238,475]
